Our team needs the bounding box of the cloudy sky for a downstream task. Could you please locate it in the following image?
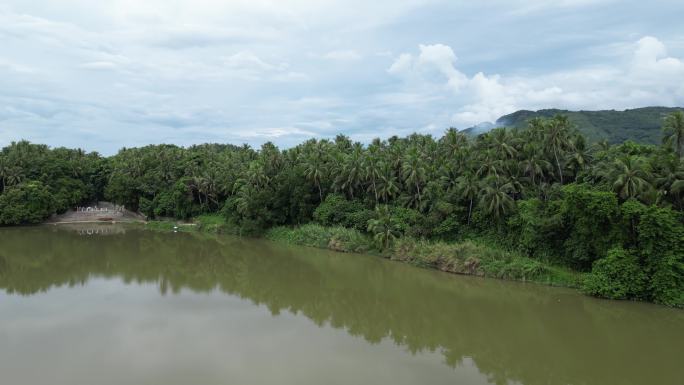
[1,0,683,154]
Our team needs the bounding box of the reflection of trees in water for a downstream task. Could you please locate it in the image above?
[0,254,7,276]
[0,227,682,385]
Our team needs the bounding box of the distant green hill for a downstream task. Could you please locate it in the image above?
[463,107,683,144]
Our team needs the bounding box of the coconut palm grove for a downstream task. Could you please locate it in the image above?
[1,112,683,307]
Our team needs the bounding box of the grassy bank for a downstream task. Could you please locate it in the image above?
[140,214,227,233]
[141,215,582,288]
[265,224,582,287]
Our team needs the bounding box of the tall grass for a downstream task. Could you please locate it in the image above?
[265,224,582,287]
[142,214,236,234]
[266,224,372,253]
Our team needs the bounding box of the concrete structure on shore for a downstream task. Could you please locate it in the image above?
[45,202,145,224]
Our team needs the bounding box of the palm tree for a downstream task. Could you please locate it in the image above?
[456,173,479,225]
[401,146,426,207]
[367,205,401,250]
[0,157,8,192]
[244,161,270,190]
[301,143,328,202]
[440,128,468,162]
[490,127,518,160]
[479,177,515,221]
[609,156,653,201]
[566,135,594,178]
[542,116,571,185]
[520,150,551,187]
[502,175,525,199]
[377,162,400,203]
[336,145,364,198]
[3,165,24,190]
[655,157,684,209]
[440,162,460,194]
[363,145,383,204]
[476,151,503,179]
[596,139,610,152]
[663,111,684,158]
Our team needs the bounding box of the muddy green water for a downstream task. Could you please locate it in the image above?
[0,225,682,385]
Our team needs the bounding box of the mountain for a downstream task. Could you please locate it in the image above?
[462,106,683,144]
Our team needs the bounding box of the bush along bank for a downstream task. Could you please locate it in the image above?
[265,223,582,288]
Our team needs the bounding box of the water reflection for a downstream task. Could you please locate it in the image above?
[0,226,682,385]
[45,223,129,236]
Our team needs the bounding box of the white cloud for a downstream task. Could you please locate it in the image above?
[0,1,683,152]
[323,50,362,61]
[388,44,468,90]
[387,53,413,74]
[506,0,618,15]
[223,52,284,72]
[0,58,33,73]
[237,127,317,139]
[631,36,684,80]
[80,61,118,70]
[389,37,684,127]
[142,25,277,49]
[219,52,310,82]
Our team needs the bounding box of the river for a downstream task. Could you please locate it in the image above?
[0,225,682,385]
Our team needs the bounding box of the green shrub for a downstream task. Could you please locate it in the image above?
[266,224,332,248]
[509,198,564,260]
[195,214,229,233]
[636,206,684,306]
[582,247,647,300]
[152,191,177,218]
[345,209,375,232]
[266,224,371,252]
[561,184,620,269]
[388,206,425,237]
[139,196,154,218]
[327,227,372,253]
[431,216,460,240]
[0,181,55,225]
[313,194,369,230]
[51,177,89,214]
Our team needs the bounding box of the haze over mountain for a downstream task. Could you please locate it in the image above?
[462,107,684,144]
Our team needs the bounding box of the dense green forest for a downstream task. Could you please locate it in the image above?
[1,112,683,306]
[464,107,681,145]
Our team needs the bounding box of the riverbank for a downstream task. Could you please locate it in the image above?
[142,215,582,289]
[44,202,146,225]
[265,224,582,287]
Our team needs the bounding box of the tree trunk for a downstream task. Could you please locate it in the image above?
[467,198,473,225]
[416,182,422,205]
[554,147,564,185]
[317,181,323,203]
[372,178,378,204]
